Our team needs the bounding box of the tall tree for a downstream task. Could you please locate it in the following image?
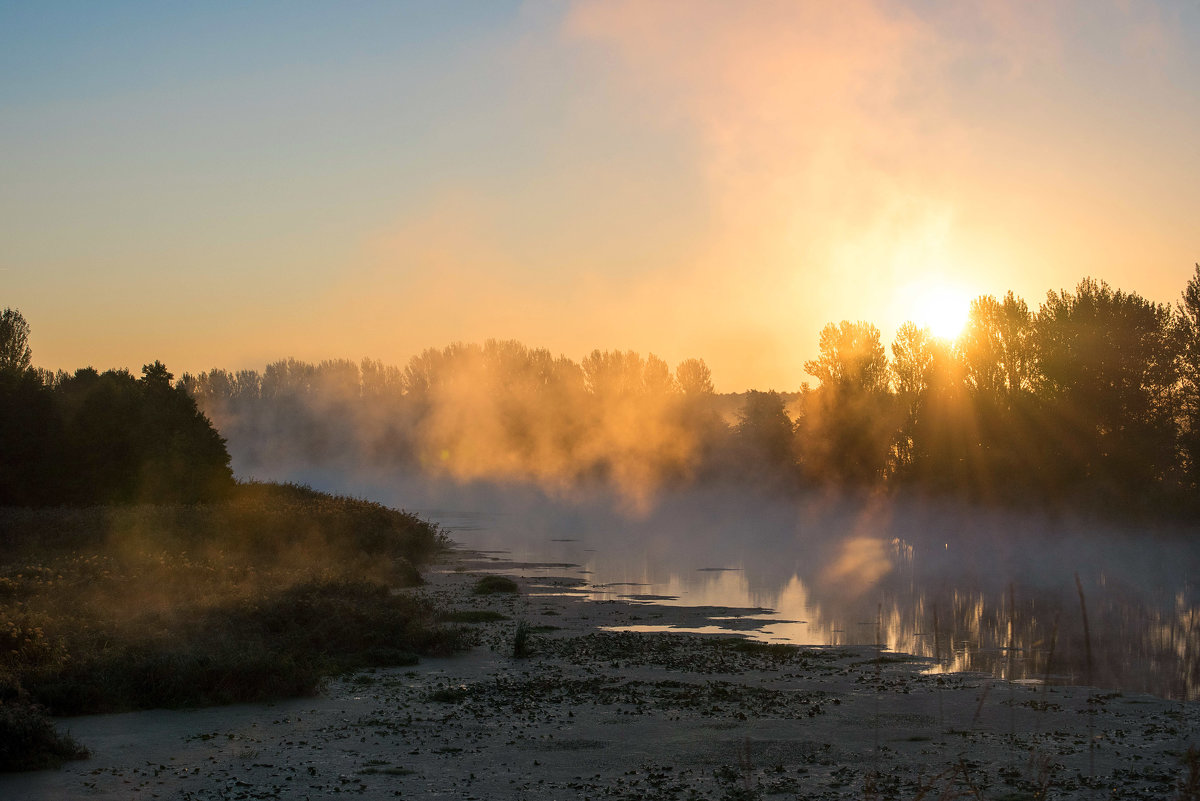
[0,308,33,374]
[732,390,797,480]
[1033,278,1177,506]
[1174,264,1200,490]
[804,321,889,394]
[960,292,1035,399]
[675,358,714,396]
[890,322,936,399]
[800,321,897,485]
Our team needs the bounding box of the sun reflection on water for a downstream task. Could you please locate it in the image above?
[427,495,1200,701]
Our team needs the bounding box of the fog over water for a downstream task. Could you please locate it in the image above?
[256,463,1200,701]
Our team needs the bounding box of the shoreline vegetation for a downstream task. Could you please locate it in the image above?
[0,481,460,772]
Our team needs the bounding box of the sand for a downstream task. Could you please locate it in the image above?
[2,552,1197,800]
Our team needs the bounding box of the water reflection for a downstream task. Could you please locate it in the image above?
[446,502,1198,700]
[284,471,1200,701]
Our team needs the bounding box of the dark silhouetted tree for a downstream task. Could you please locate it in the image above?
[799,321,897,485]
[1032,278,1177,508]
[732,390,797,481]
[0,308,33,374]
[888,323,966,485]
[1174,264,1200,492]
[49,364,233,505]
[0,367,61,505]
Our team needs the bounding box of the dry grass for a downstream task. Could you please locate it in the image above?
[0,482,460,771]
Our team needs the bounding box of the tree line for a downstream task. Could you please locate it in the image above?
[796,275,1194,515]
[0,309,233,506]
[6,265,1200,518]
[176,266,1200,518]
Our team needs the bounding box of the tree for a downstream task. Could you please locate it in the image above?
[642,354,678,395]
[1032,277,1177,506]
[0,367,61,505]
[1174,264,1200,490]
[888,323,965,484]
[51,364,233,504]
[960,292,1035,399]
[732,390,797,480]
[890,322,936,398]
[675,358,714,395]
[581,350,647,397]
[804,321,889,394]
[0,308,33,374]
[800,321,896,485]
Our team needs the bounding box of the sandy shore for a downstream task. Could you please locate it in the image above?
[2,552,1197,800]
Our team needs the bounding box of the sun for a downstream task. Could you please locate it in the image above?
[904,281,972,341]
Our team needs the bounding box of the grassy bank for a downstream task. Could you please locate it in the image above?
[0,482,462,772]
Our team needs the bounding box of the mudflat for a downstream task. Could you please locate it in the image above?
[3,553,1197,800]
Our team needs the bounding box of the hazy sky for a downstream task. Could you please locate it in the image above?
[4,1,1198,390]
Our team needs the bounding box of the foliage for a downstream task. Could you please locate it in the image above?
[731,391,798,481]
[0,322,234,506]
[0,482,456,770]
[676,357,715,395]
[1174,265,1200,489]
[960,292,1035,397]
[1033,278,1177,506]
[0,309,33,375]
[472,575,520,595]
[161,267,1200,518]
[805,320,889,394]
[0,701,88,772]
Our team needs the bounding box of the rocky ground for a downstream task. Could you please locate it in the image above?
[2,553,1197,800]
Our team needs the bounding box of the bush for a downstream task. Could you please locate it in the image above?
[472,575,519,595]
[28,579,463,715]
[0,701,87,772]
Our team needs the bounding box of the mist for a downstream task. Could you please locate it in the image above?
[178,315,1200,699]
[253,459,1199,701]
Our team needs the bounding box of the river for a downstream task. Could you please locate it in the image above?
[289,469,1200,701]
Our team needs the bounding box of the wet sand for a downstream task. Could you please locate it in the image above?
[3,552,1197,800]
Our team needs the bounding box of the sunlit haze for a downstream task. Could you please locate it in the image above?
[901,280,973,341]
[4,1,1198,390]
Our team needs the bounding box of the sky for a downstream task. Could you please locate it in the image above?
[3,0,1198,392]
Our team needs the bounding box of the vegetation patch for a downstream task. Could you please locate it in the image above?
[0,481,457,771]
[472,575,520,595]
[0,701,88,772]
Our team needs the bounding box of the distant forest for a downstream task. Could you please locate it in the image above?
[177,267,1200,520]
[6,266,1200,519]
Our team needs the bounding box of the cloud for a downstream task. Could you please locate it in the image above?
[325,1,1198,391]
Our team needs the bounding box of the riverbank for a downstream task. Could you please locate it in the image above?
[2,551,1198,800]
[0,484,455,772]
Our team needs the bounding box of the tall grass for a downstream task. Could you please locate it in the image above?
[0,481,460,771]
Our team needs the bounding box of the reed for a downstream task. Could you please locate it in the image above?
[1074,572,1096,789]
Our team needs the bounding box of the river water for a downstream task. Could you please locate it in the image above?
[293,469,1200,701]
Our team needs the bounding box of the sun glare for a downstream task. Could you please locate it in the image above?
[908,282,971,341]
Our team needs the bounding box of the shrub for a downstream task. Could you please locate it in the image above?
[472,575,519,595]
[0,701,87,772]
